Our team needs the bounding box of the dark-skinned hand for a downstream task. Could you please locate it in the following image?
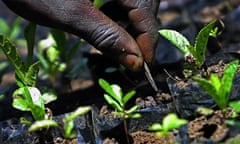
[2,0,160,71]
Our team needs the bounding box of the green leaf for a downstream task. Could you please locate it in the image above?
[25,87,45,120]
[30,104,45,120]
[24,61,40,87]
[193,76,218,103]
[28,120,58,132]
[129,113,141,119]
[0,34,26,87]
[193,20,216,67]
[149,123,163,131]
[64,120,76,139]
[98,78,120,102]
[123,90,136,105]
[0,18,9,34]
[159,29,191,57]
[42,91,57,104]
[219,60,239,108]
[9,17,22,40]
[13,87,45,120]
[27,87,44,108]
[12,97,30,111]
[65,106,91,122]
[193,60,238,110]
[104,94,123,112]
[110,84,123,104]
[229,101,240,113]
[38,34,55,50]
[209,74,221,91]
[162,113,187,132]
[126,105,139,114]
[46,46,60,62]
[50,29,66,53]
[24,22,36,67]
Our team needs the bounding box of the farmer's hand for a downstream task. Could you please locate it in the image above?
[2,0,160,71]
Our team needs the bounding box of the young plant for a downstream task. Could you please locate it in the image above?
[63,106,91,139]
[149,113,187,137]
[37,29,84,84]
[28,106,91,138]
[98,78,141,144]
[159,20,216,70]
[193,60,239,110]
[0,23,57,129]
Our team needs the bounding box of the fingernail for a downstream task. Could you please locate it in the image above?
[119,53,143,71]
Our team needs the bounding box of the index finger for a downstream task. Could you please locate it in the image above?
[118,0,160,64]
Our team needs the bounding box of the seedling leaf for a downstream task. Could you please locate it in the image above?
[12,97,30,111]
[159,29,191,57]
[12,87,45,120]
[162,113,187,132]
[229,101,240,113]
[111,84,122,104]
[24,22,36,67]
[126,105,139,114]
[99,78,120,102]
[129,113,141,119]
[193,60,239,110]
[28,120,58,132]
[123,90,136,105]
[219,60,238,106]
[194,20,216,67]
[149,123,163,131]
[65,106,91,122]
[193,76,218,100]
[104,94,123,112]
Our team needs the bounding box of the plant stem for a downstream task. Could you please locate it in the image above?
[123,119,130,144]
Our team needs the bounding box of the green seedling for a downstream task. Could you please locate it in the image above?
[28,106,91,138]
[98,78,141,144]
[28,119,59,132]
[63,106,91,139]
[37,29,84,84]
[0,23,58,131]
[13,87,45,121]
[193,60,239,110]
[159,20,216,70]
[149,113,187,137]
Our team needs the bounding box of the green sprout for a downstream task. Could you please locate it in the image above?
[159,20,216,70]
[63,106,91,139]
[98,78,141,144]
[0,23,57,131]
[28,106,91,139]
[193,60,239,110]
[149,113,187,137]
[37,29,84,85]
